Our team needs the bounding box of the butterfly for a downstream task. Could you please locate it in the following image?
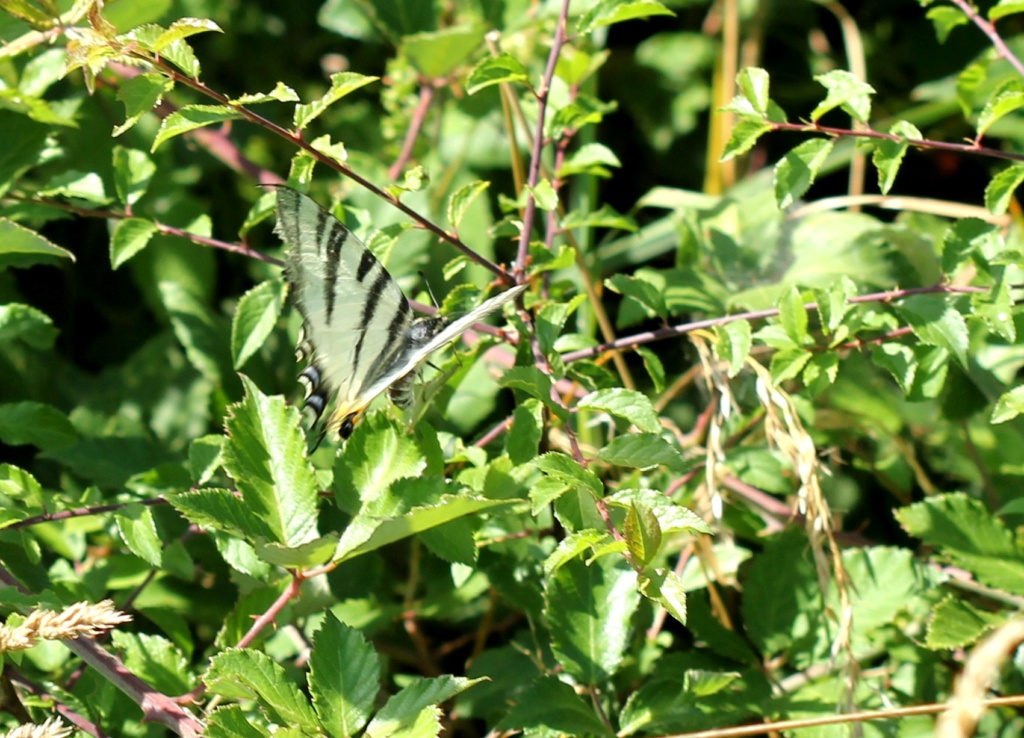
[274,187,527,441]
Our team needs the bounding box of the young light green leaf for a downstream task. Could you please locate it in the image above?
[871,343,917,394]
[720,117,773,161]
[205,706,270,738]
[0,220,74,264]
[152,105,243,152]
[976,82,1024,138]
[113,631,194,694]
[624,502,662,567]
[158,281,231,383]
[815,275,857,334]
[992,385,1024,423]
[990,0,1024,22]
[112,146,156,206]
[115,502,163,567]
[446,180,490,229]
[925,596,1004,649]
[526,178,558,211]
[532,452,603,498]
[114,72,174,137]
[872,120,921,194]
[737,67,771,116]
[150,17,223,51]
[207,649,320,730]
[223,376,319,547]
[562,204,637,231]
[577,0,676,34]
[769,347,813,384]
[189,434,225,485]
[545,555,639,684]
[309,612,381,738]
[926,6,969,42]
[714,319,751,377]
[230,81,300,106]
[333,413,428,505]
[402,24,484,79]
[774,138,835,209]
[231,278,286,369]
[638,568,687,624]
[985,162,1024,215]
[636,346,666,392]
[894,295,968,366]
[0,401,76,449]
[544,530,609,574]
[810,70,875,123]
[578,388,661,433]
[294,72,379,130]
[466,53,530,94]
[110,218,157,270]
[499,366,567,420]
[556,143,622,179]
[549,95,616,138]
[364,675,485,738]
[777,285,809,344]
[168,488,278,542]
[255,533,338,568]
[597,433,684,471]
[506,399,543,466]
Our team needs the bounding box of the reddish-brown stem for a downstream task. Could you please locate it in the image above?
[389,83,435,181]
[949,0,1024,81]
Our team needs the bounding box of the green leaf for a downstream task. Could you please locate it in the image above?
[334,413,428,506]
[777,285,809,344]
[774,138,835,209]
[114,72,174,137]
[232,278,285,369]
[993,385,1024,423]
[942,218,1001,274]
[925,596,1004,649]
[597,433,684,471]
[638,568,687,625]
[255,533,337,568]
[113,631,193,694]
[737,67,771,116]
[526,178,558,211]
[466,53,530,94]
[545,555,639,684]
[110,217,157,269]
[544,530,610,574]
[115,503,163,567]
[230,82,300,106]
[815,275,856,334]
[152,104,243,152]
[926,6,968,42]
[0,304,57,349]
[496,676,611,736]
[0,219,75,265]
[506,399,543,465]
[532,452,603,498]
[446,180,489,229]
[294,72,379,130]
[810,70,875,123]
[577,0,676,34]
[223,376,319,547]
[112,146,156,206]
[150,17,223,51]
[207,649,320,729]
[720,116,773,160]
[557,143,622,178]
[402,24,484,79]
[168,487,276,542]
[894,295,968,366]
[499,366,566,420]
[365,675,484,738]
[549,94,616,138]
[0,402,76,450]
[769,347,812,383]
[977,82,1024,138]
[872,120,920,194]
[896,493,1024,593]
[624,502,662,566]
[871,343,917,394]
[985,162,1024,215]
[578,388,661,433]
[158,280,230,383]
[990,0,1024,22]
[205,706,270,738]
[635,346,666,392]
[562,203,637,232]
[714,319,751,377]
[309,612,381,738]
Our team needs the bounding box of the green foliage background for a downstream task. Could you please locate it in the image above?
[3,0,1024,736]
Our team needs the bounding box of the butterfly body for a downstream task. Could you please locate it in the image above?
[274,187,525,440]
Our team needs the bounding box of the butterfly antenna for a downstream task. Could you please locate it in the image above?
[418,270,441,309]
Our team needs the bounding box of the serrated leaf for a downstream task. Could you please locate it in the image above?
[562,203,637,232]
[499,366,567,420]
[544,530,609,574]
[894,295,968,366]
[578,388,661,432]
[638,568,687,624]
[606,273,667,319]
[577,0,676,34]
[294,72,379,130]
[466,53,530,94]
[737,67,771,116]
[309,612,381,738]
[0,401,76,449]
[333,413,427,506]
[506,399,543,465]
[255,533,337,568]
[769,347,812,383]
[232,279,285,369]
[230,81,300,105]
[168,487,277,541]
[597,433,684,471]
[721,116,773,160]
[0,220,75,263]
[402,24,484,79]
[810,69,875,123]
[496,676,611,735]
[774,138,834,209]
[205,706,270,738]
[113,631,194,694]
[715,319,751,377]
[446,180,489,229]
[114,72,174,137]
[871,343,917,394]
[985,162,1024,215]
[152,104,243,151]
[112,146,156,206]
[365,675,484,738]
[158,281,230,383]
[777,285,809,344]
[925,596,1004,649]
[223,376,319,547]
[207,649,320,729]
[992,385,1024,423]
[624,502,662,566]
[872,120,920,194]
[532,452,603,498]
[557,143,621,178]
[545,555,639,684]
[977,83,1024,138]
[110,217,157,269]
[115,503,163,567]
[636,346,665,392]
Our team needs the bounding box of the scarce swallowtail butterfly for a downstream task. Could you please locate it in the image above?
[274,187,527,442]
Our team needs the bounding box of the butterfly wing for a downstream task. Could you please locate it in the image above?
[357,283,528,403]
[275,187,413,436]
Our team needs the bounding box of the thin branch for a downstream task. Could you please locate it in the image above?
[388,82,435,181]
[950,0,1024,80]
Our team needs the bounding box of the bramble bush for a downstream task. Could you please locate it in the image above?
[3,0,1024,736]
